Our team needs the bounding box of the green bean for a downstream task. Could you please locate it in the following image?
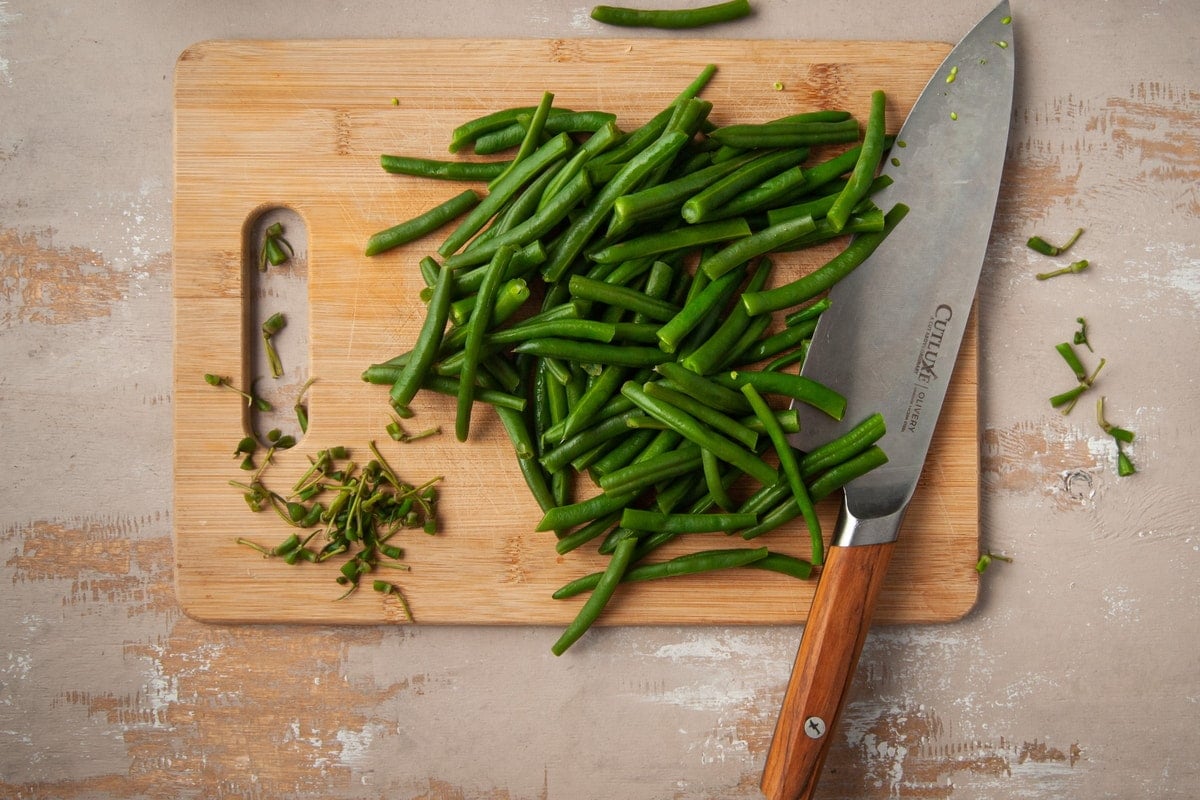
[541,355,573,386]
[1027,227,1084,257]
[654,361,750,414]
[551,536,637,655]
[553,546,768,601]
[737,316,818,364]
[741,202,909,314]
[388,263,455,410]
[741,382,822,564]
[681,148,809,224]
[446,240,545,296]
[443,172,593,270]
[475,109,617,156]
[438,133,575,258]
[539,361,572,507]
[784,139,889,198]
[456,245,517,441]
[762,341,810,373]
[512,338,671,368]
[365,189,481,257]
[555,364,627,442]
[653,263,745,354]
[768,109,855,125]
[679,257,771,374]
[449,105,574,154]
[588,107,674,176]
[420,374,526,411]
[707,118,861,150]
[542,124,694,283]
[380,155,509,182]
[598,445,703,497]
[537,487,638,532]
[442,279,532,350]
[715,312,772,372]
[488,91,556,189]
[540,410,646,474]
[643,380,759,449]
[713,369,846,420]
[485,319,617,347]
[588,217,750,265]
[609,152,758,237]
[766,175,892,226]
[807,445,888,500]
[741,407,800,435]
[777,206,886,250]
[538,120,623,210]
[700,165,809,222]
[699,214,818,280]
[783,296,831,327]
[610,322,661,344]
[747,551,813,580]
[482,354,522,393]
[738,495,802,541]
[584,65,713,177]
[621,381,777,485]
[799,412,886,479]
[589,0,751,28]
[495,405,557,514]
[587,427,658,477]
[701,447,737,511]
[555,511,622,555]
[448,277,531,328]
[826,90,887,232]
[543,392,634,444]
[567,275,681,321]
[621,507,757,534]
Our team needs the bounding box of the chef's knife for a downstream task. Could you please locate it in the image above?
[760,3,1015,798]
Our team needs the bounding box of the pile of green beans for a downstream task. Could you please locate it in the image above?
[362,65,901,653]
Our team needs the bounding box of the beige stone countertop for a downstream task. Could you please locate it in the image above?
[2,2,1196,798]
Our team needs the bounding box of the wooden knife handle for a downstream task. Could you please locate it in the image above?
[761,541,896,800]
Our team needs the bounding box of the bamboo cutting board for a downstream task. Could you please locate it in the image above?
[173,38,978,628]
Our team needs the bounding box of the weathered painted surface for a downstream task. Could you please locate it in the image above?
[1,2,1197,798]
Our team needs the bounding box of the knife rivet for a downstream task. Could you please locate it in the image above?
[803,716,827,739]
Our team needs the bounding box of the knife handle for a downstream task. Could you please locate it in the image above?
[760,540,896,800]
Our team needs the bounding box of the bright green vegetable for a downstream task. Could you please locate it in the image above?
[261,311,286,378]
[380,154,509,182]
[621,381,778,485]
[589,0,751,29]
[456,245,517,441]
[1027,227,1083,256]
[1036,259,1089,281]
[826,89,886,232]
[740,203,909,314]
[552,546,768,600]
[366,189,481,257]
[1050,340,1106,415]
[363,69,909,652]
[551,537,636,655]
[740,382,822,564]
[1096,396,1137,476]
[259,221,294,270]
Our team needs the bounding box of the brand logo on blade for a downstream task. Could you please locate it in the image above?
[903,304,953,435]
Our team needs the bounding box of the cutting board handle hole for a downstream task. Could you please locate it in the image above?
[242,205,311,446]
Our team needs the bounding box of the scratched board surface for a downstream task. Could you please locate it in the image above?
[172,37,977,626]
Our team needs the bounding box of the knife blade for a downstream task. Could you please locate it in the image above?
[761,3,1015,799]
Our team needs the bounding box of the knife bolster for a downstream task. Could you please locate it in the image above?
[833,500,908,547]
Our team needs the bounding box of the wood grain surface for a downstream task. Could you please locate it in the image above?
[172,37,978,626]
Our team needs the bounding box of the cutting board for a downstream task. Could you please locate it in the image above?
[173,37,978,627]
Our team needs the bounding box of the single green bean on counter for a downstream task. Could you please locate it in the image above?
[590,0,751,29]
